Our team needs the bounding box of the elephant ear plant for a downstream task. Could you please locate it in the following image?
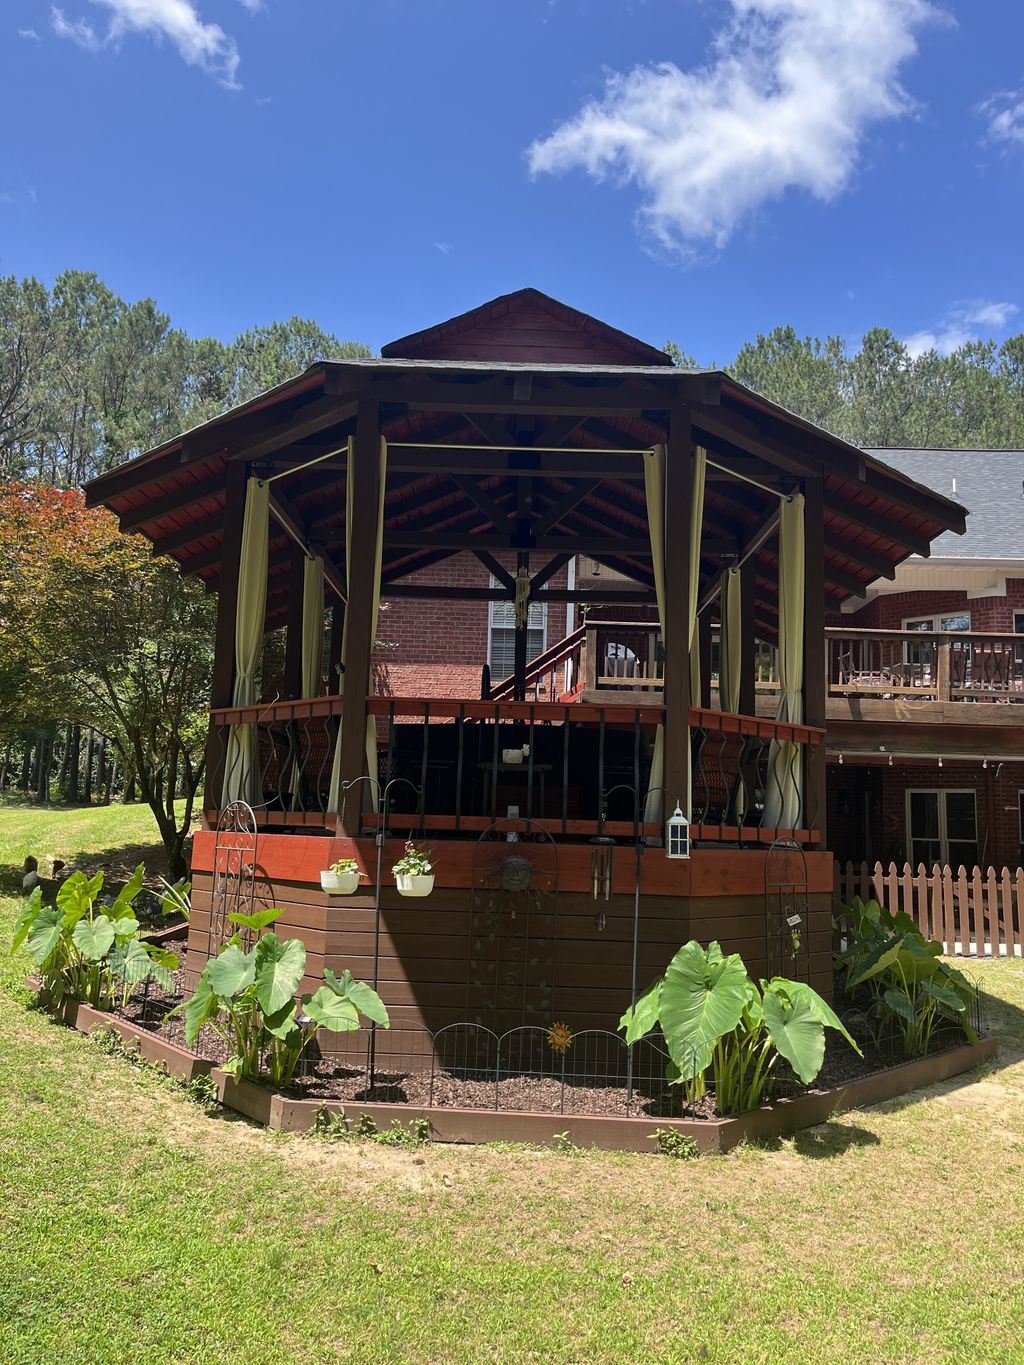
[12,864,178,1011]
[179,908,389,1088]
[620,939,861,1116]
[837,897,978,1057]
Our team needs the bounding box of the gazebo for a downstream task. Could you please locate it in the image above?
[86,288,965,1037]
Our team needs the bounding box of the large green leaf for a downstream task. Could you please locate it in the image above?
[304,986,361,1033]
[253,934,306,1015]
[618,974,664,1044]
[769,979,863,1057]
[183,973,219,1048]
[110,863,145,918]
[11,887,43,953]
[322,967,389,1027]
[657,940,749,1080]
[72,914,116,961]
[107,936,153,985]
[205,942,257,1001]
[846,935,904,988]
[27,906,65,967]
[229,908,284,934]
[761,989,826,1084]
[883,987,916,1024]
[56,872,99,930]
[111,916,140,939]
[921,978,966,1013]
[263,999,300,1041]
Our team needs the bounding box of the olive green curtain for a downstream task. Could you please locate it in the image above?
[328,436,387,814]
[222,476,269,807]
[718,565,742,715]
[642,443,706,823]
[763,492,805,829]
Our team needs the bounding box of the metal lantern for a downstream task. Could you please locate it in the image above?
[665,802,690,859]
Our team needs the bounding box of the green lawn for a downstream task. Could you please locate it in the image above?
[1,803,1023,1364]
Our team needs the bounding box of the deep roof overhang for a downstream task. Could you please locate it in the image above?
[84,351,968,636]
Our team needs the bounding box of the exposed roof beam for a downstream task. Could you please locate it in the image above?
[451,475,516,535]
[472,550,515,591]
[384,448,646,479]
[532,478,604,535]
[118,472,224,532]
[269,489,348,602]
[152,513,222,557]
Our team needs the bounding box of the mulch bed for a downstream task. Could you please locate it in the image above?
[111,962,978,1121]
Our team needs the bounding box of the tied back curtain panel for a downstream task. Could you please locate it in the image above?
[222,476,269,807]
[762,492,805,830]
[719,566,742,715]
[328,437,386,814]
[288,554,325,811]
[641,442,706,823]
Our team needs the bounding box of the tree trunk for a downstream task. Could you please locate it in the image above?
[20,741,31,791]
[65,725,81,803]
[123,761,137,804]
[35,736,50,803]
[96,736,107,805]
[84,727,94,804]
[56,725,72,798]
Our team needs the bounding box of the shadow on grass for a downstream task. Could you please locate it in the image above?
[792,1120,881,1159]
[0,837,177,900]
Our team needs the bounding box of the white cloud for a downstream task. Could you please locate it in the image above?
[528,0,942,255]
[433,241,453,255]
[51,0,241,88]
[18,28,41,39]
[903,300,1019,357]
[980,89,1024,148]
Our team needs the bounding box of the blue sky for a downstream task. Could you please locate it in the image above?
[2,0,1022,362]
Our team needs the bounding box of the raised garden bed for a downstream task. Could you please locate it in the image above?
[214,1035,997,1153]
[27,977,214,1082]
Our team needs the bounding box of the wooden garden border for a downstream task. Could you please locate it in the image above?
[212,1036,996,1155]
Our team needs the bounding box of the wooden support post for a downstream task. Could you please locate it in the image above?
[698,611,713,709]
[802,476,827,844]
[335,401,382,835]
[738,557,756,717]
[936,641,951,702]
[282,544,306,700]
[513,552,529,702]
[204,459,249,821]
[663,408,692,813]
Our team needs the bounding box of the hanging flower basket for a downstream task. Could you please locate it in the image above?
[320,859,362,895]
[392,842,434,898]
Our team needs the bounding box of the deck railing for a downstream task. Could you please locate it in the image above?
[825,629,1024,702]
[207,694,824,844]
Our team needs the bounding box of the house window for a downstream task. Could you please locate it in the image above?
[488,579,546,680]
[906,789,978,869]
[903,613,972,632]
[1015,612,1024,634]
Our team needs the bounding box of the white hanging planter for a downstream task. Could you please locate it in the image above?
[395,873,435,898]
[320,869,361,895]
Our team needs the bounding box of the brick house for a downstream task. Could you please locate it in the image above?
[824,449,1024,870]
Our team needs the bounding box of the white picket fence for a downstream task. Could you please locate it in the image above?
[834,860,1024,958]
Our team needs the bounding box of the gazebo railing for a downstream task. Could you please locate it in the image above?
[207,695,824,844]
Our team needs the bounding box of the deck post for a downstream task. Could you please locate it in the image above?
[282,543,306,701]
[663,406,692,814]
[802,475,827,843]
[204,459,248,822]
[336,399,382,835]
[698,611,713,709]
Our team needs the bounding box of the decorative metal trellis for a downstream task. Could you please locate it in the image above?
[466,818,559,1031]
[765,837,810,981]
[209,800,259,954]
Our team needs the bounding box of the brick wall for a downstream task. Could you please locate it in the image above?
[373,553,572,698]
[828,760,1024,868]
[828,579,1024,631]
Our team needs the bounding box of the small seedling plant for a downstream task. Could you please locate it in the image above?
[837,897,978,1057]
[328,858,361,877]
[12,865,178,1010]
[179,909,388,1087]
[620,939,861,1116]
[391,842,433,878]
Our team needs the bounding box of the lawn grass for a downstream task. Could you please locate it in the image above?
[0,803,1023,1363]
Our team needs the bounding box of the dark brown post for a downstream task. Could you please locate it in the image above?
[513,552,529,701]
[738,558,756,717]
[663,407,692,813]
[802,476,827,843]
[204,458,249,822]
[282,543,306,700]
[336,400,382,835]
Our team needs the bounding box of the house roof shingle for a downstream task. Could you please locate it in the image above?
[866,448,1024,559]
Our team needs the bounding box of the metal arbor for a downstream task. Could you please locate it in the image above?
[764,837,811,981]
[466,818,559,1033]
[209,800,259,954]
